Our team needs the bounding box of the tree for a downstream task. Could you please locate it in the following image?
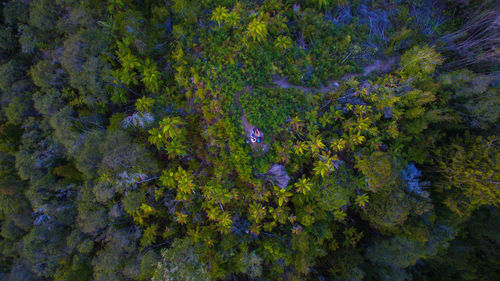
[3,0,30,27]
[308,135,326,155]
[0,152,32,233]
[32,89,65,117]
[274,35,292,50]
[313,154,338,178]
[4,93,32,125]
[30,60,66,90]
[440,69,499,129]
[311,0,329,10]
[362,180,432,234]
[99,130,158,179]
[28,0,63,44]
[237,251,263,279]
[211,6,229,26]
[91,227,141,281]
[48,106,81,154]
[367,235,426,269]
[0,60,25,94]
[414,207,500,281]
[355,152,395,191]
[148,117,187,158]
[152,237,210,281]
[436,134,499,216]
[399,45,443,81]
[74,130,105,179]
[140,59,161,93]
[22,223,68,278]
[0,0,497,279]
[316,182,350,212]
[76,183,108,234]
[355,193,369,208]
[140,251,160,279]
[0,28,17,57]
[160,166,196,201]
[14,118,61,188]
[59,29,111,106]
[294,177,312,194]
[5,261,39,281]
[0,123,22,154]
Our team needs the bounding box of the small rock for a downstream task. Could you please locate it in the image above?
[383,107,393,119]
[265,164,290,189]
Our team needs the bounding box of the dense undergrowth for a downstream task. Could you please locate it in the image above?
[0,0,498,280]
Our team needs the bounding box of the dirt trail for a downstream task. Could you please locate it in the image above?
[272,56,399,93]
[240,111,253,137]
[235,88,269,151]
[363,56,398,76]
[272,77,340,94]
[234,88,253,135]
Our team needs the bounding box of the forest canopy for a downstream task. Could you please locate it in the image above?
[0,0,499,280]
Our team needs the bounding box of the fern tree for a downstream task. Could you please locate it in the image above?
[247,17,267,42]
[148,117,187,158]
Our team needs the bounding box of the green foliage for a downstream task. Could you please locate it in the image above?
[160,166,196,201]
[22,224,67,278]
[240,88,304,134]
[0,123,22,154]
[91,227,141,281]
[334,210,347,222]
[99,129,158,177]
[312,0,330,10]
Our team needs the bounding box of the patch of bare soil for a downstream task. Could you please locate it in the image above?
[235,88,269,152]
[363,56,398,76]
